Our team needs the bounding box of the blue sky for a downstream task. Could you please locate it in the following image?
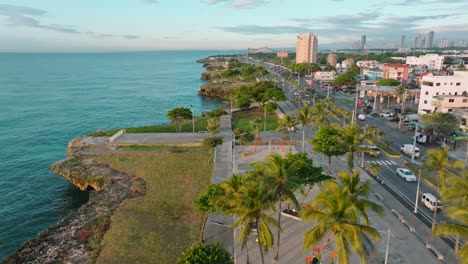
[0,0,467,52]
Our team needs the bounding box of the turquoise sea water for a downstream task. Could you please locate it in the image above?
[0,51,232,259]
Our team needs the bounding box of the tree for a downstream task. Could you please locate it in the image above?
[301,178,381,264]
[296,106,313,152]
[323,64,337,72]
[194,183,225,241]
[335,123,374,171]
[234,128,255,152]
[177,243,233,264]
[167,107,192,132]
[332,73,357,87]
[230,180,279,264]
[394,85,406,114]
[376,78,399,86]
[207,117,220,135]
[264,101,277,113]
[421,112,460,141]
[285,152,332,205]
[347,64,361,75]
[277,114,296,149]
[310,125,345,174]
[251,153,307,260]
[309,102,330,129]
[434,172,468,256]
[456,64,466,71]
[367,162,381,177]
[424,147,465,230]
[292,63,321,75]
[250,116,263,142]
[208,109,228,118]
[338,170,384,225]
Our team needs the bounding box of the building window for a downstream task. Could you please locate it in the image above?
[449,99,455,102]
[436,83,440,86]
[425,91,429,95]
[463,99,468,103]
[436,92,439,95]
[424,100,427,104]
[456,83,460,86]
[455,92,458,95]
[450,83,453,85]
[449,93,452,95]
[448,109,453,112]
[423,81,433,86]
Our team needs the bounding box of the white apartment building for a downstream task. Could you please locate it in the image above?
[356,60,380,69]
[406,54,443,69]
[418,71,468,114]
[406,54,444,70]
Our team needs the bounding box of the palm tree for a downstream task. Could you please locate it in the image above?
[231,180,279,264]
[296,106,313,152]
[251,153,301,261]
[424,147,465,230]
[250,116,263,147]
[336,123,374,171]
[309,102,329,129]
[301,179,381,264]
[277,114,296,150]
[394,86,406,114]
[434,171,467,256]
[338,170,384,225]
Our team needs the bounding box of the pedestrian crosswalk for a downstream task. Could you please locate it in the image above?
[367,160,398,165]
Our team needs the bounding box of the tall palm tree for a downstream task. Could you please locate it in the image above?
[394,85,406,114]
[435,171,467,256]
[296,106,313,152]
[338,170,384,225]
[336,123,374,171]
[301,179,381,264]
[277,114,296,150]
[250,116,263,147]
[251,153,301,261]
[231,180,279,264]
[424,147,465,230]
[309,102,329,129]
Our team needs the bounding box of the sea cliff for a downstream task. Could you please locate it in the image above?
[2,144,146,264]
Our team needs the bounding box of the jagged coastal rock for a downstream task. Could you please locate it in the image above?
[2,144,146,264]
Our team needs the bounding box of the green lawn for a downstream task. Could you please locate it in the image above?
[87,117,210,137]
[95,148,212,264]
[232,107,279,131]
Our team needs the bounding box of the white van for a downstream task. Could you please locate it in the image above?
[421,193,443,212]
[400,144,420,158]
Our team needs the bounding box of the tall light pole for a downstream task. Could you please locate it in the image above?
[190,105,195,134]
[351,85,359,124]
[411,123,419,163]
[414,155,425,213]
[384,229,391,264]
[361,125,369,167]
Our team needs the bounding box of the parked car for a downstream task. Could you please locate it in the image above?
[379,111,394,117]
[357,114,366,121]
[400,144,420,157]
[396,168,417,182]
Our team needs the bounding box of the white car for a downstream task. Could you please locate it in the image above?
[379,111,394,117]
[396,168,417,182]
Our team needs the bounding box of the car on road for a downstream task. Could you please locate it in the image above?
[421,193,443,212]
[396,168,417,182]
[379,111,394,117]
[357,114,366,121]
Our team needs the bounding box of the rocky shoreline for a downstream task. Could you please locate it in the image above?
[2,145,146,264]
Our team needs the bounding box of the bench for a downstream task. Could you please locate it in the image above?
[401,219,415,232]
[426,244,444,260]
[391,209,404,221]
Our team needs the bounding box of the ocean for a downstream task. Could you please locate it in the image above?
[0,50,234,260]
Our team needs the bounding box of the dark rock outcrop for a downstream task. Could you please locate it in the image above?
[2,155,146,264]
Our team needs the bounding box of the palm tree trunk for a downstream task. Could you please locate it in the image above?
[274,202,282,261]
[455,234,460,255]
[302,129,306,152]
[200,214,208,242]
[328,155,332,174]
[301,186,313,206]
[256,218,265,264]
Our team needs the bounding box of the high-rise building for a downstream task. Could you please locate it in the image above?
[400,35,406,48]
[415,34,425,49]
[296,33,318,64]
[326,53,338,66]
[360,35,366,49]
[440,39,449,48]
[426,31,434,48]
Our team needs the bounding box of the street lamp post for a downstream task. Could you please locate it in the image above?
[411,123,419,163]
[384,229,391,264]
[414,166,422,213]
[190,105,195,134]
[351,85,360,124]
[361,125,369,167]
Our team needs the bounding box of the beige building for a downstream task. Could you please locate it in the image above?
[326,53,337,66]
[431,95,468,113]
[296,33,318,64]
[341,58,355,68]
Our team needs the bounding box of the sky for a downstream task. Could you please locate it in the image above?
[0,0,467,52]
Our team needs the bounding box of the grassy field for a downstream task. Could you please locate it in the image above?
[87,117,210,137]
[232,107,279,131]
[95,148,212,264]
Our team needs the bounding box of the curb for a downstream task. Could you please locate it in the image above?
[420,176,437,189]
[380,148,401,158]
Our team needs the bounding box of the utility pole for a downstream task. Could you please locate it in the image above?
[411,123,418,163]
